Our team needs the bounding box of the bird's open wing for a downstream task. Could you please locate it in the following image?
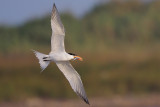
[56,61,89,104]
[51,4,65,53]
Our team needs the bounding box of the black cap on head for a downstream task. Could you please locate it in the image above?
[68,53,77,56]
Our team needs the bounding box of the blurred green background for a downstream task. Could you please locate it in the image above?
[0,0,160,106]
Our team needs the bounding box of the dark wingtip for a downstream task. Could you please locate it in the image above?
[51,3,57,19]
[76,91,90,105]
[52,3,56,11]
[53,3,56,7]
[84,98,90,105]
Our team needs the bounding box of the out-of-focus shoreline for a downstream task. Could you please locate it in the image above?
[0,95,160,107]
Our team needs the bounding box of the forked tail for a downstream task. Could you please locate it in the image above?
[32,50,50,72]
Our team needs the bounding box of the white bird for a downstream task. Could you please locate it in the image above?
[32,3,89,105]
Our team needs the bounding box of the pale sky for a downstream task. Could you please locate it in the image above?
[0,0,107,26]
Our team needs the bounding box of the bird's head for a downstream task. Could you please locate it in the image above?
[68,53,83,61]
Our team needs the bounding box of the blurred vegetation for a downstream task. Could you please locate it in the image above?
[0,1,160,101]
[1,1,160,53]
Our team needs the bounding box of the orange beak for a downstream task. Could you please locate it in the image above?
[74,56,83,61]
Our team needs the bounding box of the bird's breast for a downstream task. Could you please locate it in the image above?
[49,52,72,62]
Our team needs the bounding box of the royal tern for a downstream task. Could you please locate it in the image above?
[33,4,89,104]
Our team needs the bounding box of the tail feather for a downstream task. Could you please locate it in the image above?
[32,50,50,72]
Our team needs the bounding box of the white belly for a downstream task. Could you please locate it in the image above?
[49,52,73,62]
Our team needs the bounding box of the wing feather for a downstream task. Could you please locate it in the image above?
[56,61,89,104]
[51,4,65,52]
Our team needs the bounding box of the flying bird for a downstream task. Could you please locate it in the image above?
[32,3,89,105]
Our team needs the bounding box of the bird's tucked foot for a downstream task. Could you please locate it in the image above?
[43,56,50,61]
[43,60,51,61]
[43,57,48,59]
